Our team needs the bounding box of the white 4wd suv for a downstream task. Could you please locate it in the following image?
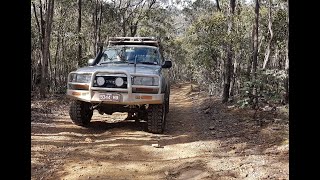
[66,37,172,133]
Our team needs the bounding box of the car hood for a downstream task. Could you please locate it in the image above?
[75,64,161,75]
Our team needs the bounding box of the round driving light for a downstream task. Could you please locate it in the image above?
[115,77,124,87]
[97,77,105,86]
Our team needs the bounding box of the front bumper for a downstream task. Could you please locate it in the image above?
[67,89,164,105]
[67,70,164,105]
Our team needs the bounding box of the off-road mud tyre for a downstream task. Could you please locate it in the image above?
[165,91,170,114]
[69,100,93,126]
[147,104,166,134]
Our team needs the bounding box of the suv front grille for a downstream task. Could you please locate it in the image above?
[93,76,127,89]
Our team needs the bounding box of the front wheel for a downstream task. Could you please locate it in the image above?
[165,91,170,114]
[147,104,166,134]
[69,100,93,126]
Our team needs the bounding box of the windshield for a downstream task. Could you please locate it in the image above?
[98,46,161,65]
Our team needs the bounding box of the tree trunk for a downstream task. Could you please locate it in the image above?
[251,0,260,108]
[32,2,42,50]
[53,21,63,91]
[246,23,254,80]
[77,0,82,68]
[216,0,221,11]
[257,35,264,55]
[272,45,278,68]
[222,46,232,103]
[93,0,98,55]
[48,52,52,92]
[122,16,127,37]
[38,0,45,93]
[32,2,43,89]
[53,34,60,92]
[284,52,289,104]
[230,51,240,98]
[40,0,54,98]
[97,1,103,45]
[59,36,65,87]
[262,0,273,70]
[130,22,138,37]
[39,0,45,51]
[219,51,224,90]
[222,0,236,103]
[284,1,289,104]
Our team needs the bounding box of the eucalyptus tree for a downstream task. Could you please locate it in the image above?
[31,0,55,98]
[222,0,236,103]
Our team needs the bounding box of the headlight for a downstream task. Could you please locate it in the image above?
[133,77,159,86]
[69,73,92,83]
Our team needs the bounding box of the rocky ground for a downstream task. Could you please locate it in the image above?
[31,83,289,180]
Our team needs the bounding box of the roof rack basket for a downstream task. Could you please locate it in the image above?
[108,37,160,47]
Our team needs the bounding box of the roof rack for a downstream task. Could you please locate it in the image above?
[108,37,160,47]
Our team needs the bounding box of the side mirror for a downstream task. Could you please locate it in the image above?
[87,58,95,66]
[162,60,172,68]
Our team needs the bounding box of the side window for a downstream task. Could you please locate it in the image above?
[139,48,159,65]
[102,49,117,62]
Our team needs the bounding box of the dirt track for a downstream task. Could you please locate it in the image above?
[31,83,289,180]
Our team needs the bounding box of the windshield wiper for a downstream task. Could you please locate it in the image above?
[99,61,111,65]
[99,60,128,65]
[140,62,158,65]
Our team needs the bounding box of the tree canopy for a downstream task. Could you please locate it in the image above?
[31,0,289,106]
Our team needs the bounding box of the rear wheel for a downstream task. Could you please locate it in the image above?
[69,100,93,126]
[147,104,166,134]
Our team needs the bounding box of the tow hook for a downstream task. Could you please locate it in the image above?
[90,102,102,110]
